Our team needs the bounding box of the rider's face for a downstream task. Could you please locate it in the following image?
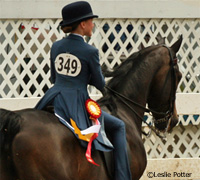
[83,19,94,37]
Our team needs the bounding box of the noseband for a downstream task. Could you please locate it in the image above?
[106,45,177,139]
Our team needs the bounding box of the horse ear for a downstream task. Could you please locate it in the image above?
[171,35,183,53]
[156,35,166,44]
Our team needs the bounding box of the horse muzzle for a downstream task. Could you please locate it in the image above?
[154,113,179,133]
[167,115,179,133]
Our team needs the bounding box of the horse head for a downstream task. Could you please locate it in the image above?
[147,35,183,133]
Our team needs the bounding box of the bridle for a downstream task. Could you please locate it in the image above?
[105,45,178,139]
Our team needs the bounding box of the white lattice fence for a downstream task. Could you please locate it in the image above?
[143,123,200,158]
[0,19,63,97]
[0,18,200,98]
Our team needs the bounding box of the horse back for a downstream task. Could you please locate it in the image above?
[0,109,108,180]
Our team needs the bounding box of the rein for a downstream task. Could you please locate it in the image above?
[105,45,177,139]
[106,86,168,139]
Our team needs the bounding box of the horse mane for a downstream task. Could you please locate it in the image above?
[0,109,22,156]
[98,45,161,114]
[104,45,160,83]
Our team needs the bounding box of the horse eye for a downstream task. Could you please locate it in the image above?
[173,58,178,65]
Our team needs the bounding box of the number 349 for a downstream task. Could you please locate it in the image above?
[55,53,81,77]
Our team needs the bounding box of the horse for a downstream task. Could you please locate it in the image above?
[0,36,182,180]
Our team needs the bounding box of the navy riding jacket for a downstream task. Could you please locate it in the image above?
[35,34,113,151]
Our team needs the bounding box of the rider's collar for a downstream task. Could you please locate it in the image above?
[70,33,84,39]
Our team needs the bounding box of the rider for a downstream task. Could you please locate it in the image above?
[35,1,131,179]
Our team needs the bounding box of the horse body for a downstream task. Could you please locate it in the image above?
[0,36,182,180]
[1,109,108,180]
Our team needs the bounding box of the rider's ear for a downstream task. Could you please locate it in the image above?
[80,21,86,29]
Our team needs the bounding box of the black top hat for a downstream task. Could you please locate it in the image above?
[59,1,98,27]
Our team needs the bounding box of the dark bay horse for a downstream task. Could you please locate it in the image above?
[0,36,182,180]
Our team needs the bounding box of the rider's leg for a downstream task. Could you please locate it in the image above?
[102,111,132,180]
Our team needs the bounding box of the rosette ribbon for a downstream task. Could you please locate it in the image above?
[70,99,102,166]
[85,99,102,166]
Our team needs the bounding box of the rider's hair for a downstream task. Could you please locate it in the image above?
[61,22,80,33]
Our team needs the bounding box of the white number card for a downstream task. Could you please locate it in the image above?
[55,53,81,77]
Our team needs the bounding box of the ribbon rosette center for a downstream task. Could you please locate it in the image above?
[86,99,102,119]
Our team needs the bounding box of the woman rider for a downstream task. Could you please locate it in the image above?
[35,1,132,179]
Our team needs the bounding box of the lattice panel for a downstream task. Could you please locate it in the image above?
[142,115,200,158]
[0,18,200,98]
[143,124,200,158]
[0,19,64,97]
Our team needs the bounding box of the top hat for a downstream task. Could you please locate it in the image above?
[59,1,98,27]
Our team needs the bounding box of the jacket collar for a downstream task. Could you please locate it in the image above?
[67,33,84,41]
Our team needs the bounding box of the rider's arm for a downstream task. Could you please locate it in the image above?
[50,45,56,84]
[88,49,105,91]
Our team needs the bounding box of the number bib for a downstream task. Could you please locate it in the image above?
[55,53,81,77]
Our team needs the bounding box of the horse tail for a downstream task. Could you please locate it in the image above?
[0,109,22,157]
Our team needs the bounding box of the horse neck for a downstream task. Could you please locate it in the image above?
[108,51,163,131]
[115,61,157,111]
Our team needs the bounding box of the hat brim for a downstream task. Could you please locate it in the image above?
[59,14,98,27]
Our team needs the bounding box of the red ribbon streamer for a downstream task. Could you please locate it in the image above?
[85,118,100,166]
